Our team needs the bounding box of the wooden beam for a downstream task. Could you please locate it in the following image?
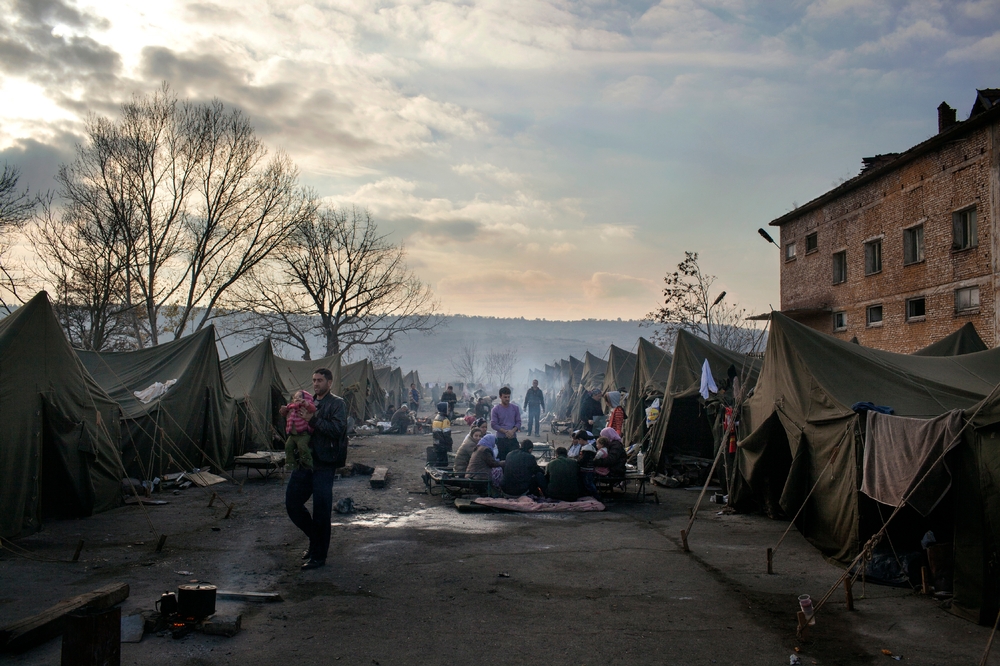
[0,582,129,653]
[216,591,283,603]
[370,467,389,489]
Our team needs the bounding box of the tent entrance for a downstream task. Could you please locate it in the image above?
[39,395,96,520]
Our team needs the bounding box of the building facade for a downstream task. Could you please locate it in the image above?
[771,90,1000,352]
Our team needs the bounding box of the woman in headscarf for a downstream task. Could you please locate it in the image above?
[594,427,627,477]
[466,433,504,488]
[453,423,485,475]
[605,391,625,436]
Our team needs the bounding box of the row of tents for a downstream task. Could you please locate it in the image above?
[1,292,421,540]
[528,317,998,624]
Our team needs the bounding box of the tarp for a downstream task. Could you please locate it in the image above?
[79,326,236,480]
[914,322,988,356]
[622,338,672,446]
[644,330,761,472]
[273,353,342,395]
[602,344,636,396]
[221,339,288,454]
[736,312,1000,566]
[0,292,122,538]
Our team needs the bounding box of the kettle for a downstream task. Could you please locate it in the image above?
[156,591,178,615]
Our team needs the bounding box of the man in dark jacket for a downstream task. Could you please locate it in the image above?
[284,368,347,570]
[501,439,545,496]
[545,447,580,501]
[523,380,545,437]
[440,385,458,419]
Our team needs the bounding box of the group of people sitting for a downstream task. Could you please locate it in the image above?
[449,421,627,501]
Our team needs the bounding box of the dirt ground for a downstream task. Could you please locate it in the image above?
[0,425,992,666]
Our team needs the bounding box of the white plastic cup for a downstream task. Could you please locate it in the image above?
[798,594,813,618]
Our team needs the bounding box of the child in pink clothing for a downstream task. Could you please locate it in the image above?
[284,390,317,470]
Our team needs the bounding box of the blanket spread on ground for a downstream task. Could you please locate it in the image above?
[472,496,605,512]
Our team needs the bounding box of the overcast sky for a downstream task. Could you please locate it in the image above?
[1,0,997,319]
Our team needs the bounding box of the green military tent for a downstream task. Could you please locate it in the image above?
[403,370,422,402]
[622,338,672,446]
[221,339,288,454]
[341,359,383,421]
[79,327,236,480]
[0,292,122,538]
[914,322,988,356]
[602,344,637,396]
[644,330,761,473]
[735,312,1000,625]
[273,353,342,395]
[571,351,608,425]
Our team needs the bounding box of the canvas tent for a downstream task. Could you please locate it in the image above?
[340,360,383,421]
[571,352,608,425]
[221,339,288,454]
[735,312,1000,624]
[273,353,342,395]
[644,330,761,473]
[0,292,122,538]
[403,370,422,402]
[602,345,637,396]
[79,326,236,480]
[622,338,673,446]
[914,322,988,356]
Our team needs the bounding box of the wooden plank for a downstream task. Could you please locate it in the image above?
[216,591,283,603]
[370,466,389,489]
[0,582,129,653]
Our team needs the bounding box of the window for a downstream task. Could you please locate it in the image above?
[903,225,924,265]
[953,207,978,250]
[806,232,818,253]
[864,239,882,275]
[906,297,926,320]
[832,251,847,284]
[785,242,796,261]
[955,286,980,313]
[866,304,883,326]
[833,311,847,331]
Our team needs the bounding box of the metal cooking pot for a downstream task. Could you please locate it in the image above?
[156,591,178,615]
[176,583,216,619]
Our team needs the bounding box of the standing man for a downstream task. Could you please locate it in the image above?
[283,368,347,571]
[523,379,545,437]
[408,383,420,415]
[440,384,458,419]
[491,386,521,460]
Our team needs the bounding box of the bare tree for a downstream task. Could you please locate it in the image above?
[644,251,765,354]
[484,348,518,388]
[450,342,480,386]
[239,206,438,358]
[0,163,38,310]
[50,85,314,347]
[367,339,400,368]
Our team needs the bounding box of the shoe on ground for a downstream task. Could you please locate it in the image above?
[301,559,325,570]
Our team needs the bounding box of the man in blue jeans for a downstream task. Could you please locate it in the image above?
[283,368,348,570]
[523,379,545,437]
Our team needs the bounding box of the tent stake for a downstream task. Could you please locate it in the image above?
[224,505,233,519]
[766,547,773,574]
[72,540,84,562]
[921,566,930,594]
[154,534,167,553]
[845,577,854,610]
[796,611,809,639]
[208,492,218,507]
[680,529,689,553]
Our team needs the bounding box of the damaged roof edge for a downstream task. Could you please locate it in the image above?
[768,100,1000,228]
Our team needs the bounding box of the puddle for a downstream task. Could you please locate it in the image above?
[332,507,505,534]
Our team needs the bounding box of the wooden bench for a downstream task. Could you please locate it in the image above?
[422,464,491,499]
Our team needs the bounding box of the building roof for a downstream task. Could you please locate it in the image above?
[770,91,1000,227]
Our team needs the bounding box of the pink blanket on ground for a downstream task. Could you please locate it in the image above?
[472,496,605,512]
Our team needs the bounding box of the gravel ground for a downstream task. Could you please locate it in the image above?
[0,425,990,665]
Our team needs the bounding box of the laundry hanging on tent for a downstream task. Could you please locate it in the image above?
[133,378,178,404]
[860,409,963,516]
[699,359,718,400]
[645,398,660,428]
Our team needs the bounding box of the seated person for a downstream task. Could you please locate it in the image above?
[567,429,591,458]
[389,404,411,434]
[595,428,627,477]
[578,437,598,497]
[467,433,504,488]
[501,439,546,497]
[545,447,580,502]
[453,426,484,475]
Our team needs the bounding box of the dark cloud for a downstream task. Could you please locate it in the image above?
[0,0,120,86]
[0,131,78,195]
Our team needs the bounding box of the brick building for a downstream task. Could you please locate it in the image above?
[770,89,1000,352]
